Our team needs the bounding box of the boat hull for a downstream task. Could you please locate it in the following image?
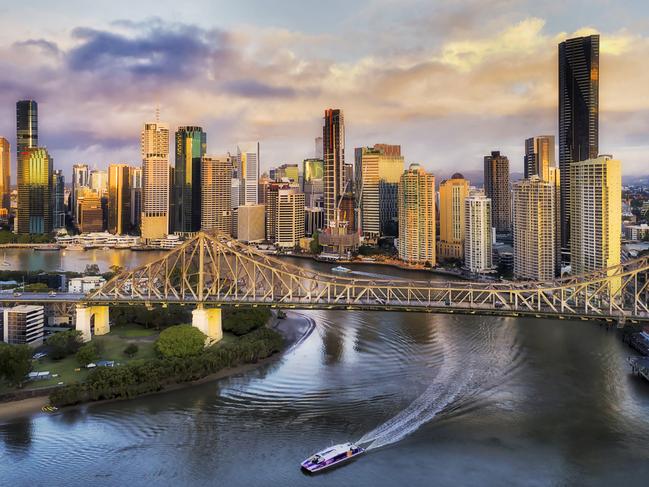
[301,448,365,473]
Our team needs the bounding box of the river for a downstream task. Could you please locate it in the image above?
[1,252,649,486]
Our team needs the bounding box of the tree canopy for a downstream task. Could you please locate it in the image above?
[0,343,33,388]
[154,325,206,359]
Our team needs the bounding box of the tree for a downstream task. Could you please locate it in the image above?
[84,264,100,276]
[309,232,322,254]
[47,329,83,360]
[23,282,51,292]
[0,343,33,388]
[123,343,139,358]
[76,343,99,366]
[154,325,206,359]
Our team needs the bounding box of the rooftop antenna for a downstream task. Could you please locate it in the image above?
[155,104,160,124]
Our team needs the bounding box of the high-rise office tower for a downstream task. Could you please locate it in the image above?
[303,158,324,208]
[258,173,271,206]
[464,190,493,274]
[78,190,104,233]
[52,169,65,229]
[0,138,10,211]
[141,121,170,240]
[16,100,37,159]
[559,35,599,256]
[266,184,305,248]
[397,164,435,265]
[201,155,232,234]
[524,136,555,181]
[274,163,299,183]
[323,108,345,226]
[17,147,52,234]
[175,126,206,233]
[71,164,89,219]
[130,167,142,230]
[315,137,323,160]
[90,169,108,196]
[107,164,132,235]
[513,176,556,280]
[237,142,260,206]
[570,156,621,291]
[547,166,562,275]
[483,151,511,233]
[438,173,470,261]
[355,144,403,241]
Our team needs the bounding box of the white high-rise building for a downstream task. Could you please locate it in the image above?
[141,121,170,240]
[237,142,260,206]
[464,190,493,274]
[570,156,621,289]
[513,176,556,280]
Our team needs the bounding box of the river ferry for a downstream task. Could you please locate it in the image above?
[331,266,351,273]
[301,443,365,473]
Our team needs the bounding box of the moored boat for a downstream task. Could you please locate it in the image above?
[301,442,365,473]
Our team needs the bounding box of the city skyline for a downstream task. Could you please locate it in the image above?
[0,2,648,180]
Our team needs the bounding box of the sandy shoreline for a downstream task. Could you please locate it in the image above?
[0,311,315,424]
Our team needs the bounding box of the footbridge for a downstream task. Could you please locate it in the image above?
[62,231,649,341]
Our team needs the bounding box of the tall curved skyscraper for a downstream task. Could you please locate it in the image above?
[558,35,599,261]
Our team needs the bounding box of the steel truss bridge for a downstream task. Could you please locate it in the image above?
[76,231,649,324]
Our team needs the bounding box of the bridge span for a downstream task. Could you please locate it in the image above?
[2,232,648,341]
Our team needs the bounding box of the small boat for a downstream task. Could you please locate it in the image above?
[301,442,365,473]
[332,266,351,273]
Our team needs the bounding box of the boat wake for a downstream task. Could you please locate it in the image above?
[357,319,521,450]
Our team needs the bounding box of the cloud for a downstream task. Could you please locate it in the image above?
[223,79,297,98]
[13,38,61,56]
[67,24,226,80]
[0,5,648,178]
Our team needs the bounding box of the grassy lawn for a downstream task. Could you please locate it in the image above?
[9,322,255,394]
[26,324,159,390]
[111,323,158,338]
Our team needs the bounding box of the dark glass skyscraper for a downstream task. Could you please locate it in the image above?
[174,126,206,233]
[483,151,511,233]
[558,35,599,257]
[53,169,65,229]
[16,100,38,158]
[323,108,344,227]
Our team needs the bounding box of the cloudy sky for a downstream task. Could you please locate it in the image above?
[0,0,648,180]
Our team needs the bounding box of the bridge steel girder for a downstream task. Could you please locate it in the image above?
[81,231,649,323]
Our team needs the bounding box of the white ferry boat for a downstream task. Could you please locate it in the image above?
[332,266,351,273]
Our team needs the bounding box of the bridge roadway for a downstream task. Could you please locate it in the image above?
[1,231,647,341]
[0,290,646,325]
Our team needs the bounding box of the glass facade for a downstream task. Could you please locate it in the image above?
[558,35,599,256]
[175,126,206,233]
[17,147,52,234]
[16,100,37,158]
[53,169,65,229]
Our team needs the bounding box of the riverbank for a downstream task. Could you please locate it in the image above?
[277,252,471,280]
[0,311,314,423]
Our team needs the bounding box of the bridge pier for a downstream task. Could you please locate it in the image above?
[76,305,110,342]
[192,306,223,343]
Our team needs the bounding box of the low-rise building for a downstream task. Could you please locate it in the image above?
[624,223,649,241]
[3,305,45,346]
[68,276,106,293]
